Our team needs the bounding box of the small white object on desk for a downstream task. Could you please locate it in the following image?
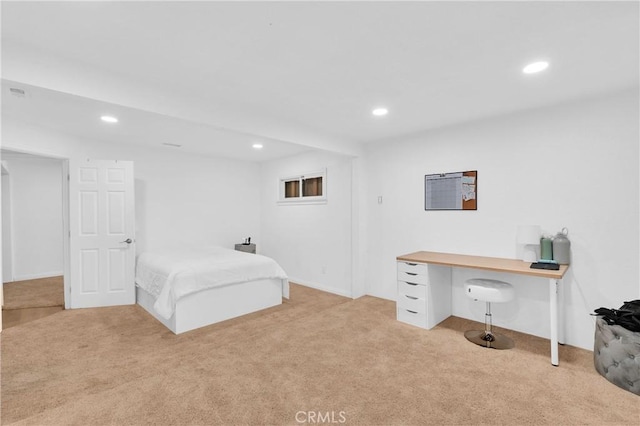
[235,243,256,254]
[517,225,541,262]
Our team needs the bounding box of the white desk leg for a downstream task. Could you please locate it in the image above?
[549,278,559,366]
[558,277,565,345]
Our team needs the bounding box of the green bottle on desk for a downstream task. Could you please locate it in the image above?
[540,236,553,260]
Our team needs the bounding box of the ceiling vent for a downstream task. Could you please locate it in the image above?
[9,87,26,97]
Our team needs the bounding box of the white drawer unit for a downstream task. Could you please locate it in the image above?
[396,260,452,329]
[397,293,426,313]
[397,269,429,285]
[397,307,429,329]
[397,281,427,299]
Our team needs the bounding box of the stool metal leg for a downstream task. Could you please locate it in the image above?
[464,301,515,350]
[485,301,493,342]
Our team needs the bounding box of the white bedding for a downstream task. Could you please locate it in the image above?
[135,246,289,319]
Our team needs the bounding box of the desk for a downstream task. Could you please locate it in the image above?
[396,251,569,366]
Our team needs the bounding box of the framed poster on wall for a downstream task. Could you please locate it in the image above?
[425,170,477,210]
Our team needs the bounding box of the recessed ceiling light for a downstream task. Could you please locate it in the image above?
[372,107,389,116]
[522,61,549,74]
[101,115,119,123]
[252,143,263,149]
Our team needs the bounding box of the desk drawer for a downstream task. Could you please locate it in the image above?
[397,308,428,328]
[397,281,427,299]
[397,293,426,313]
[397,261,428,275]
[397,270,428,285]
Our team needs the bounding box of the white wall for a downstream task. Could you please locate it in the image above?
[3,156,64,281]
[362,89,639,350]
[260,151,353,297]
[4,90,637,352]
[1,120,262,256]
[2,162,14,282]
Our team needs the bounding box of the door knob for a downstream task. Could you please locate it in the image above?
[120,238,133,244]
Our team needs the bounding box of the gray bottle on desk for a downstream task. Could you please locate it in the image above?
[552,228,571,265]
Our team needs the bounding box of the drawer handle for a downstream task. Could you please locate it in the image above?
[405,272,418,276]
[405,295,418,300]
[405,262,418,266]
[406,309,418,314]
[404,282,418,286]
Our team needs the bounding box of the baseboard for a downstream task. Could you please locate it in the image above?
[288,277,352,298]
[11,271,64,282]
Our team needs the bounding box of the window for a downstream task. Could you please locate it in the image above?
[279,169,327,204]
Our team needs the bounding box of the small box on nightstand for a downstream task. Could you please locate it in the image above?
[235,243,256,254]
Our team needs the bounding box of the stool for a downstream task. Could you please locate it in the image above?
[593,317,640,395]
[464,278,515,349]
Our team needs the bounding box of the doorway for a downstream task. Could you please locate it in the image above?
[1,150,66,329]
[2,162,12,283]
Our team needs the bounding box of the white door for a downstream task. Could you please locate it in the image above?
[69,159,135,308]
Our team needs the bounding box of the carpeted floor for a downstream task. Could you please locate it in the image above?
[2,276,65,329]
[1,283,637,425]
[2,276,64,309]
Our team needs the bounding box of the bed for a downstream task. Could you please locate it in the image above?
[135,246,289,334]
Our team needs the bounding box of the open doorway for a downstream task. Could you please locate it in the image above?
[1,150,66,328]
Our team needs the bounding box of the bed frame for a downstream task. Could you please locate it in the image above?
[136,278,286,334]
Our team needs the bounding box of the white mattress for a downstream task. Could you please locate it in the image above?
[135,246,289,319]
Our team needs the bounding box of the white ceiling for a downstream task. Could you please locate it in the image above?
[2,1,638,161]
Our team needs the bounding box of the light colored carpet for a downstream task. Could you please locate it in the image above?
[2,276,64,309]
[2,306,65,330]
[1,283,637,425]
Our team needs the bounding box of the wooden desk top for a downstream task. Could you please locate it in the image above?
[397,251,569,279]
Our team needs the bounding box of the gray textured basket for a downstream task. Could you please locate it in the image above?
[593,317,640,395]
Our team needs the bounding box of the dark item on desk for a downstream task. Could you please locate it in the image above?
[530,262,560,270]
[593,300,640,332]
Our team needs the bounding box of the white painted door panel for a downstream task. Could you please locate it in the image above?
[69,160,135,308]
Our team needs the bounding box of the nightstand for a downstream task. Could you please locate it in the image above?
[234,243,256,254]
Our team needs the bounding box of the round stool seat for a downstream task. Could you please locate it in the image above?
[465,278,515,303]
